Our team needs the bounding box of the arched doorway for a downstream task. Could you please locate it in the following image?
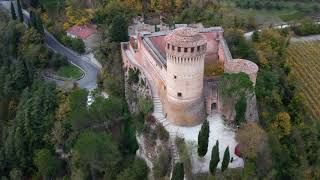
[211,102,217,111]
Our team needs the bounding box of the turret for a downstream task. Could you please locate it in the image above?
[164,27,207,126]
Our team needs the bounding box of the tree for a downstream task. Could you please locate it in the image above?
[29,0,39,8]
[153,149,171,178]
[29,10,37,29]
[138,97,153,116]
[219,73,253,99]
[9,168,22,180]
[209,140,220,174]
[10,2,17,20]
[198,119,210,157]
[117,158,149,180]
[109,14,128,42]
[235,95,247,126]
[17,0,24,23]
[236,123,266,160]
[29,11,44,34]
[72,131,121,179]
[35,12,44,34]
[271,112,292,138]
[34,148,60,178]
[171,162,184,180]
[221,146,230,172]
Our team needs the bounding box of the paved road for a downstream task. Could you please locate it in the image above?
[244,23,320,42]
[0,0,100,90]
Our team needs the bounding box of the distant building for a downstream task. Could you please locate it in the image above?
[66,25,97,39]
[122,27,259,126]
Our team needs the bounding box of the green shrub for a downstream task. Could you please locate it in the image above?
[49,53,68,70]
[157,123,169,142]
[175,137,192,178]
[171,163,184,180]
[128,68,140,84]
[153,149,171,178]
[117,158,149,180]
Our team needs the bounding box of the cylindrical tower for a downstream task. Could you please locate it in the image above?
[164,27,207,126]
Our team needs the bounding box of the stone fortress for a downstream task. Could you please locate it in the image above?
[121,25,259,127]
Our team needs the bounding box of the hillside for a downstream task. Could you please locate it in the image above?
[287,41,320,121]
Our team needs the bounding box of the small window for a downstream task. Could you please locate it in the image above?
[178,47,181,52]
[174,75,177,79]
[184,48,188,52]
[172,45,175,50]
[191,47,194,52]
[197,46,200,52]
[177,92,182,97]
[167,44,170,49]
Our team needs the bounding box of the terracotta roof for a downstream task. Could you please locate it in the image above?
[67,25,97,39]
[146,31,220,64]
[165,27,206,47]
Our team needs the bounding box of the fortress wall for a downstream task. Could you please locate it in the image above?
[164,96,205,126]
[218,38,233,65]
[224,59,258,85]
[140,44,166,82]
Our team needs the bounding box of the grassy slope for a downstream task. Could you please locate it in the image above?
[56,63,84,80]
[286,41,320,121]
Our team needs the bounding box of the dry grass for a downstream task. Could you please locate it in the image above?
[286,41,320,121]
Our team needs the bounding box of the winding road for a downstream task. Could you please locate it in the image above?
[244,22,320,42]
[0,0,100,90]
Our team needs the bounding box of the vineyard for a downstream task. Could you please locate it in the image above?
[286,41,320,121]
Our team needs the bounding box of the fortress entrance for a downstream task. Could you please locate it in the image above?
[211,102,217,112]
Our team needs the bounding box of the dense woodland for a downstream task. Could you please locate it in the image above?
[1,0,320,179]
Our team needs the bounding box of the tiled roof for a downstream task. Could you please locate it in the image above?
[165,27,206,47]
[67,25,97,39]
[142,28,223,65]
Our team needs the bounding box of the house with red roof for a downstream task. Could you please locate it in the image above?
[67,25,97,39]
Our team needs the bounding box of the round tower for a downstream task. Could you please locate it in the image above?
[164,27,207,126]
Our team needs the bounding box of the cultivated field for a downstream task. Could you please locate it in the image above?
[286,41,320,121]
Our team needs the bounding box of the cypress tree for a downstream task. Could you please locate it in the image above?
[197,119,210,157]
[209,140,220,174]
[17,0,24,23]
[221,146,230,172]
[35,12,44,34]
[109,15,128,42]
[171,162,184,180]
[10,2,17,20]
[29,10,37,29]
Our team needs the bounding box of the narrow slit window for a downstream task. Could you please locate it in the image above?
[191,47,194,52]
[197,46,200,52]
[167,44,170,49]
[172,45,175,50]
[174,75,177,79]
[178,47,181,52]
